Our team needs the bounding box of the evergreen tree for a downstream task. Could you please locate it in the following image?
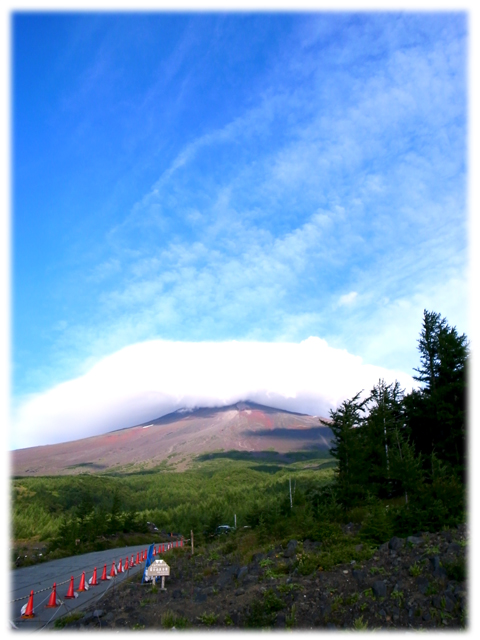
[406,310,468,480]
[107,491,123,535]
[322,392,366,508]
[361,379,405,498]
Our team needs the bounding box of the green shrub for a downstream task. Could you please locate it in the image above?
[359,503,394,544]
[442,557,466,582]
[161,610,190,629]
[245,589,284,628]
[197,612,218,626]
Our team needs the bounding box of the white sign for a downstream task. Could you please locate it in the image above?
[146,559,170,578]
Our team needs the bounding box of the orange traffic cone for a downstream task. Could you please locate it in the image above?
[117,558,123,573]
[78,571,89,591]
[21,590,35,618]
[125,557,129,570]
[153,546,156,555]
[100,564,108,581]
[64,576,78,599]
[130,554,135,566]
[109,561,117,577]
[89,567,100,585]
[45,583,60,608]
[135,552,140,565]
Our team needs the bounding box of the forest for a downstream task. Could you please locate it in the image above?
[11,310,467,567]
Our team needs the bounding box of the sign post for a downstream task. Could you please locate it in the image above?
[145,559,170,590]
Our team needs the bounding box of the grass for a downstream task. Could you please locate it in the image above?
[352,615,369,630]
[409,561,423,577]
[285,604,296,629]
[53,612,85,628]
[197,612,218,626]
[161,610,190,629]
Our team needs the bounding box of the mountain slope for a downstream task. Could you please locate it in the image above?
[11,401,332,477]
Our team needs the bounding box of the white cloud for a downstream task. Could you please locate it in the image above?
[338,291,358,307]
[10,338,416,451]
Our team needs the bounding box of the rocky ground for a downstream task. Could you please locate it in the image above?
[55,524,468,631]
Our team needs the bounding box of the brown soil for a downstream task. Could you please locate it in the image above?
[59,525,468,631]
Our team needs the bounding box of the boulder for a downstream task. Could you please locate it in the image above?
[284,540,298,558]
[372,580,387,598]
[388,537,404,551]
[352,569,367,584]
[416,576,429,594]
[237,566,248,580]
[446,542,461,554]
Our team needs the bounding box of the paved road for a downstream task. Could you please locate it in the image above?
[10,543,155,630]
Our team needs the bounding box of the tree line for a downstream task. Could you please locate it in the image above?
[324,310,467,533]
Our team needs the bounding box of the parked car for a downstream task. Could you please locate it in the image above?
[215,525,235,535]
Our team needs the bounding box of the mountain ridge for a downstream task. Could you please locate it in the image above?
[11,401,332,477]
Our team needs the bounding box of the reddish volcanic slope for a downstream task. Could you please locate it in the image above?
[11,401,332,477]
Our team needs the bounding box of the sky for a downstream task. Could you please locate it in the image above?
[9,9,470,450]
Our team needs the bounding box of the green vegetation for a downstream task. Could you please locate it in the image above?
[245,589,285,628]
[324,310,467,535]
[197,612,218,626]
[442,557,466,582]
[352,615,369,630]
[53,612,85,628]
[12,450,334,563]
[408,561,423,577]
[161,610,190,629]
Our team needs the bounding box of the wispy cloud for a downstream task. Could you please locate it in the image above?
[338,292,358,307]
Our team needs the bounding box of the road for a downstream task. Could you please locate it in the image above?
[10,543,156,630]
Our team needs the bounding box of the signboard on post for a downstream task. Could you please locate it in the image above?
[145,559,170,589]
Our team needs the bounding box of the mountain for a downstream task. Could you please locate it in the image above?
[10,401,332,476]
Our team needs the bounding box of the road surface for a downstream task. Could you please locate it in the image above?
[10,543,156,630]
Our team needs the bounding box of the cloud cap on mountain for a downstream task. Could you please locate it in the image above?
[10,338,416,450]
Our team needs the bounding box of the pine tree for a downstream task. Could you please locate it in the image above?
[322,392,366,507]
[361,379,406,498]
[406,310,468,481]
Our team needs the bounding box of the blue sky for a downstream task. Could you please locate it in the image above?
[10,11,469,448]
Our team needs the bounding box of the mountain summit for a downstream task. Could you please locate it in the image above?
[11,401,332,476]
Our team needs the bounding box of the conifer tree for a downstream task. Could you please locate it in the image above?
[321,392,365,507]
[406,310,468,481]
[361,379,405,498]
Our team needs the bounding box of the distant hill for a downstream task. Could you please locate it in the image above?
[10,401,332,477]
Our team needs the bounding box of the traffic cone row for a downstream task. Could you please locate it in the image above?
[20,546,159,618]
